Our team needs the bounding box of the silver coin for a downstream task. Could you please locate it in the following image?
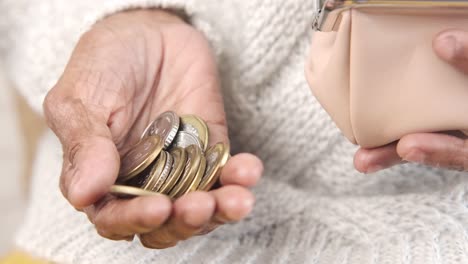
[141,111,180,149]
[173,131,203,149]
[181,122,199,138]
[180,115,209,152]
[152,151,174,192]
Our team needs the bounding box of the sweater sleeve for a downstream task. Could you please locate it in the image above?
[201,174,468,264]
[15,130,468,264]
[0,0,219,114]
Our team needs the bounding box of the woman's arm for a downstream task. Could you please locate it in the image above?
[355,29,468,173]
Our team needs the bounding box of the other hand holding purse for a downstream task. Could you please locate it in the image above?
[305,0,468,148]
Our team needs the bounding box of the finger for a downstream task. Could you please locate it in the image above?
[353,142,404,173]
[397,133,468,171]
[43,26,141,209]
[139,191,215,248]
[219,153,263,187]
[210,185,255,223]
[84,194,172,240]
[433,29,468,75]
[196,185,255,236]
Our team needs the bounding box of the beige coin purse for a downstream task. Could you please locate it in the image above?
[305,0,468,148]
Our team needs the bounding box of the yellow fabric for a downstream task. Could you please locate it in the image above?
[0,251,51,264]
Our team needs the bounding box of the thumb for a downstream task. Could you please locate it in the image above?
[433,29,468,75]
[44,82,120,210]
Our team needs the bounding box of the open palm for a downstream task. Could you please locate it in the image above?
[44,9,262,248]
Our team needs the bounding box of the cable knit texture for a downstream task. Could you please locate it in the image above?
[1,0,468,263]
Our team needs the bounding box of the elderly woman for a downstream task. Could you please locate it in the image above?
[0,0,467,263]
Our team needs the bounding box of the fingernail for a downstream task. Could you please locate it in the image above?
[436,33,462,61]
[403,150,427,164]
[366,165,384,174]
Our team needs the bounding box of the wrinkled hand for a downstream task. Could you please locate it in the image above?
[354,29,468,173]
[43,9,263,248]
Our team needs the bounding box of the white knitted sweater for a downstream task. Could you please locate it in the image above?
[1,1,468,263]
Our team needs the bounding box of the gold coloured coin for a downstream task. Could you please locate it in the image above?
[181,154,206,196]
[142,151,167,191]
[180,115,209,151]
[169,145,202,199]
[110,185,159,198]
[118,135,164,182]
[152,151,173,192]
[158,147,187,194]
[198,143,230,191]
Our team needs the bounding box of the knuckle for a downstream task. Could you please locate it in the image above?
[83,211,96,225]
[44,84,60,105]
[139,238,161,249]
[91,203,117,232]
[43,89,87,141]
[92,218,112,234]
[58,172,69,199]
[139,234,177,249]
[96,227,119,241]
[66,140,83,164]
[59,158,77,201]
[94,218,123,241]
[96,229,128,241]
[43,86,62,126]
[94,220,111,236]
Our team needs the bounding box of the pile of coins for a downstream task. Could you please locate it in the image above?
[110,111,229,199]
